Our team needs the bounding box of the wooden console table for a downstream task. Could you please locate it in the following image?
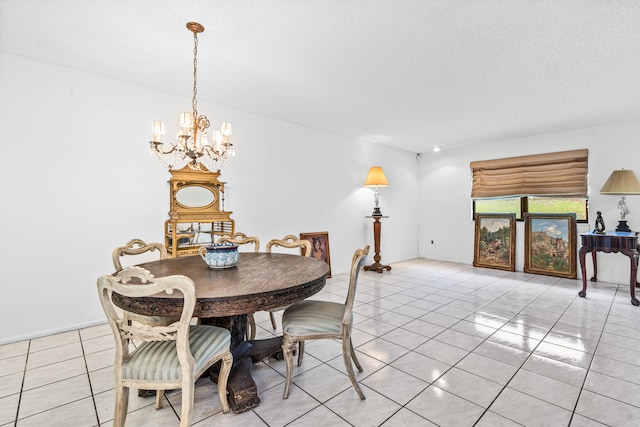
[578,231,640,306]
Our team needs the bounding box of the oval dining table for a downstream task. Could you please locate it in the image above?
[112,252,330,413]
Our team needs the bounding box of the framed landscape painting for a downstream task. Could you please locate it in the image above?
[524,213,577,279]
[473,213,516,271]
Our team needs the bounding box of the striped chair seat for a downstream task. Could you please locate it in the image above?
[282,300,347,336]
[123,325,230,381]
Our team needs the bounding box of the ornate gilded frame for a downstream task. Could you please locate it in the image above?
[524,213,577,278]
[473,213,516,271]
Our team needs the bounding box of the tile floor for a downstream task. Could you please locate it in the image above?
[2,258,640,426]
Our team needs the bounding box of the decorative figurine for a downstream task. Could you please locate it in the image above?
[594,211,606,234]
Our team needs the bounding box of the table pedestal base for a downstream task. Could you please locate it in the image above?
[203,316,285,413]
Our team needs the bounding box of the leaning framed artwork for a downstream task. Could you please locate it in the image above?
[299,231,332,278]
[473,213,516,271]
[524,213,577,279]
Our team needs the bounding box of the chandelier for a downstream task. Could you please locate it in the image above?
[150,22,234,171]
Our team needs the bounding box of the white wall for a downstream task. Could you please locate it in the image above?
[418,121,640,285]
[0,53,419,344]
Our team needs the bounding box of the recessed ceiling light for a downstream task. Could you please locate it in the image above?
[433,146,441,152]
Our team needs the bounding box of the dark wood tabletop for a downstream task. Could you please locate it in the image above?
[113,252,331,318]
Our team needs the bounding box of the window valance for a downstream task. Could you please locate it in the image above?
[470,149,588,199]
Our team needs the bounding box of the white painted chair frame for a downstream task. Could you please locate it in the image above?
[97,266,233,427]
[264,235,312,330]
[281,245,369,400]
[216,232,261,339]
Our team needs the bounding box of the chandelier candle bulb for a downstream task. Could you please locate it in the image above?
[152,120,165,142]
[180,112,192,128]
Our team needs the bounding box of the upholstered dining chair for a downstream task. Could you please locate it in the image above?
[112,239,178,327]
[112,238,167,271]
[263,235,312,330]
[97,266,233,427]
[281,245,369,400]
[216,232,260,252]
[216,232,260,339]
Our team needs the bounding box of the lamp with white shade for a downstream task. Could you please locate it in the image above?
[600,169,640,232]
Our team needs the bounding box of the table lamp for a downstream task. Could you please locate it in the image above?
[600,168,640,232]
[364,166,389,216]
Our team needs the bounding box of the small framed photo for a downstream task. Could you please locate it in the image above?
[473,213,516,271]
[524,213,577,279]
[300,231,331,278]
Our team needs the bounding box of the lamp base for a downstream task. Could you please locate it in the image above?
[616,220,632,232]
[364,262,392,273]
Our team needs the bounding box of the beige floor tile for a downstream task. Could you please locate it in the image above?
[381,408,437,426]
[583,370,640,407]
[434,367,504,408]
[15,396,97,427]
[29,330,79,353]
[325,386,401,426]
[475,411,523,426]
[575,389,638,427]
[0,340,29,360]
[361,365,428,405]
[252,381,320,427]
[0,393,19,425]
[26,342,83,370]
[0,372,23,399]
[357,337,411,363]
[290,363,352,402]
[93,387,155,425]
[521,353,587,387]
[287,405,351,426]
[22,356,86,391]
[84,347,115,372]
[18,375,92,419]
[489,387,572,426]
[78,322,111,341]
[406,385,485,426]
[0,354,27,377]
[508,369,581,411]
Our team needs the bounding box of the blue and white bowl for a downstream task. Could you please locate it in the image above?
[198,243,239,269]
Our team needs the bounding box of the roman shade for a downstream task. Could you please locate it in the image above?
[471,149,588,199]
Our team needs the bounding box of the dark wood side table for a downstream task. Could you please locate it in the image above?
[364,214,391,273]
[578,231,640,306]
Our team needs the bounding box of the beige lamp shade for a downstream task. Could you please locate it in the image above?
[600,169,640,194]
[364,166,389,188]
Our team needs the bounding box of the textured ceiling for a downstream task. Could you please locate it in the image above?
[2,0,640,153]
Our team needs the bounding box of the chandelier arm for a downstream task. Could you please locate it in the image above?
[201,145,219,156]
[150,142,178,155]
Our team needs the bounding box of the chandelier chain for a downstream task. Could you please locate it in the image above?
[192,31,199,120]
